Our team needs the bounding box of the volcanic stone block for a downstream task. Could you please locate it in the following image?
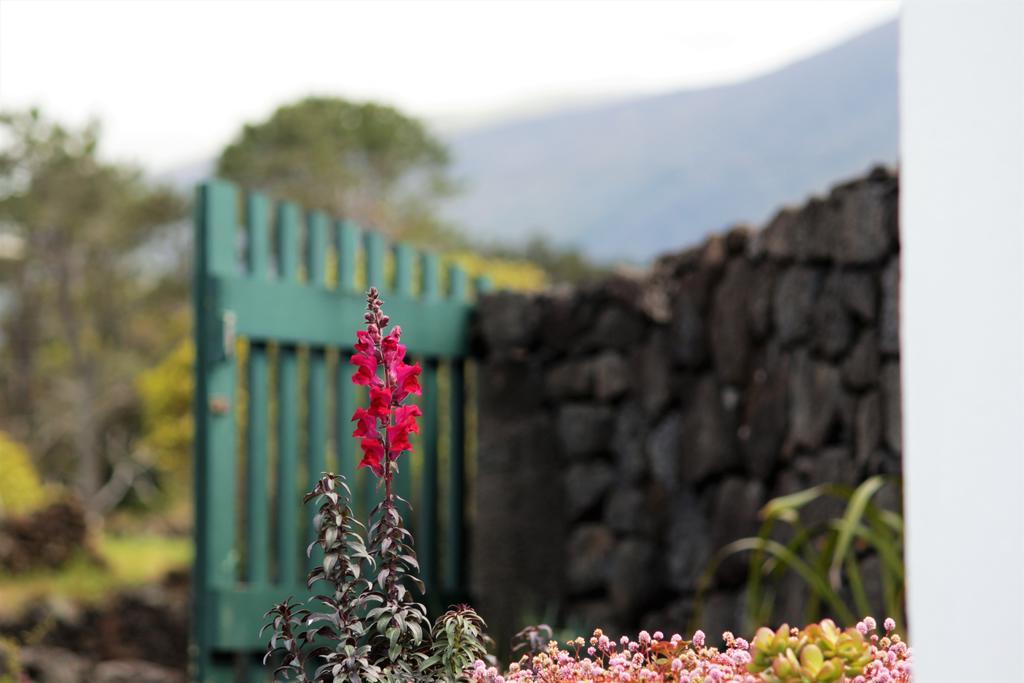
[812,273,854,359]
[558,404,615,459]
[585,305,645,351]
[648,411,683,484]
[855,391,882,466]
[756,207,800,261]
[748,263,777,340]
[635,329,673,416]
[881,362,902,453]
[474,414,566,649]
[477,291,543,354]
[545,357,594,400]
[710,259,754,385]
[604,486,649,535]
[672,289,708,368]
[842,330,880,390]
[774,267,823,346]
[788,352,842,450]
[710,478,766,586]
[699,592,744,647]
[833,181,893,264]
[566,462,615,520]
[641,597,695,637]
[613,404,649,483]
[609,539,660,615]
[479,359,545,417]
[803,446,858,528]
[592,351,630,401]
[567,525,616,594]
[839,270,878,321]
[756,201,831,263]
[879,258,900,355]
[565,599,620,638]
[813,446,858,486]
[680,376,739,483]
[541,292,588,354]
[666,489,712,593]
[740,358,789,479]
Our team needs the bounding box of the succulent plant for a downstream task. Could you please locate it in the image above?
[749,620,874,682]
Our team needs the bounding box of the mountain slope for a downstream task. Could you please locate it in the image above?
[443,20,898,262]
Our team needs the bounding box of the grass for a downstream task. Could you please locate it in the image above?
[0,532,192,618]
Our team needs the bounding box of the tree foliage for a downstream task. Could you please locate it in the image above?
[0,108,187,506]
[217,96,462,246]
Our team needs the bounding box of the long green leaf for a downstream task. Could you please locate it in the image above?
[760,484,829,521]
[714,538,855,624]
[829,520,904,583]
[829,476,886,589]
[844,554,872,618]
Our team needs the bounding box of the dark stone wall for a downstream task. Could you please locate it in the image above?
[470,167,902,644]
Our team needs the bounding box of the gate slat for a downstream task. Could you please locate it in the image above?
[444,265,468,596]
[335,220,360,513]
[336,220,360,291]
[419,252,441,601]
[419,359,439,601]
[245,192,270,585]
[276,201,301,587]
[365,231,386,292]
[306,211,329,572]
[393,243,416,510]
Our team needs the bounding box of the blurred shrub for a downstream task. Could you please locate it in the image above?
[137,339,193,492]
[444,250,548,292]
[0,499,91,574]
[0,432,47,516]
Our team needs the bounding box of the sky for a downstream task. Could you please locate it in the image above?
[0,0,898,172]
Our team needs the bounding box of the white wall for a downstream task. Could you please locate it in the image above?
[901,1,1024,680]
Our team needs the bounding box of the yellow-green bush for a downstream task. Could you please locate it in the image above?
[443,251,548,293]
[0,432,47,516]
[137,339,194,490]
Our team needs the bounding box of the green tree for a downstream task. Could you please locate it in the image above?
[217,96,462,246]
[0,109,187,508]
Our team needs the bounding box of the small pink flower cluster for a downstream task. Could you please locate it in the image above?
[851,618,912,683]
[468,618,911,682]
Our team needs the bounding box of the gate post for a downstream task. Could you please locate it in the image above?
[193,180,239,683]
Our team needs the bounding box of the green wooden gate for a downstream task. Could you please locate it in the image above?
[192,179,488,682]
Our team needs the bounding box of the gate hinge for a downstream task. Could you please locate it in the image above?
[222,311,237,359]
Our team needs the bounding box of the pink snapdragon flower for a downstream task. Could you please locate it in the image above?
[349,288,422,477]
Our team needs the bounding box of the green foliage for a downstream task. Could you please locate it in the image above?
[0,431,48,516]
[748,620,873,683]
[216,96,560,292]
[304,474,379,681]
[136,339,194,491]
[217,96,458,246]
[0,635,21,683]
[263,473,490,682]
[487,235,611,285]
[700,476,905,633]
[444,250,548,293]
[365,493,430,676]
[0,108,188,502]
[422,605,491,681]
